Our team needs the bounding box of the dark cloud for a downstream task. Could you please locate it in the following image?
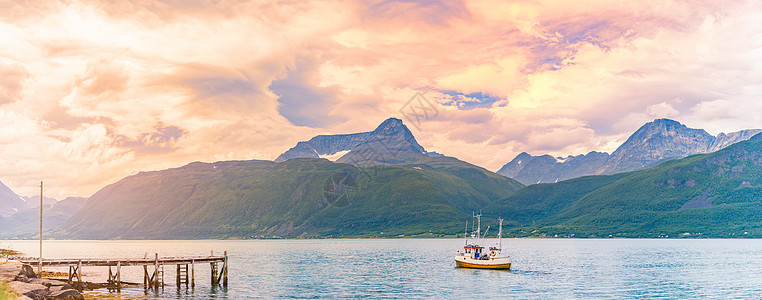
[364,0,470,26]
[167,63,275,116]
[116,124,185,154]
[526,17,629,72]
[269,56,346,128]
[438,90,503,109]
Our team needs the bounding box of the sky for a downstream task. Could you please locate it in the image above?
[1,0,762,198]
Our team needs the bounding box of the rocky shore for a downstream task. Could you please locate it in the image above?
[0,262,83,300]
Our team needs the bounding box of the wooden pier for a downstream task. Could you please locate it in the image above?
[19,251,228,291]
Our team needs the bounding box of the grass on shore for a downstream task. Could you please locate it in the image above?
[0,281,18,300]
[0,249,20,257]
[38,270,69,278]
[0,249,18,300]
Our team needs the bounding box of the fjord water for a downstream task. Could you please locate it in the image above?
[3,239,762,298]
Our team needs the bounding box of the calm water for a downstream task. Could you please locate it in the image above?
[2,239,762,299]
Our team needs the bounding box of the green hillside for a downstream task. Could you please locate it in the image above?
[490,134,762,238]
[58,157,523,239]
[484,173,630,226]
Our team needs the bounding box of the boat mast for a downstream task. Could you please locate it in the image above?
[39,181,43,275]
[473,212,481,240]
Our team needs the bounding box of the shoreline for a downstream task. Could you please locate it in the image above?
[2,235,759,241]
[1,250,84,300]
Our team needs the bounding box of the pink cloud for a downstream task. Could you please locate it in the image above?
[0,62,28,104]
[0,0,761,197]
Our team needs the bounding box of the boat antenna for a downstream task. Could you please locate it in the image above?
[464,220,469,245]
[481,226,490,245]
[498,217,504,251]
[473,212,481,240]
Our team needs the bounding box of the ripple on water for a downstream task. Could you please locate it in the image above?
[4,239,762,299]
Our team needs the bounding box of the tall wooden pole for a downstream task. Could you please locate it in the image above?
[223,251,228,287]
[116,261,121,291]
[39,181,42,276]
[153,253,159,290]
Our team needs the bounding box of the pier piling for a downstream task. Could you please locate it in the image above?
[117,261,121,291]
[223,251,228,287]
[153,253,159,290]
[21,251,226,291]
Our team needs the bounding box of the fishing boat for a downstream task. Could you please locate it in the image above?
[454,214,511,270]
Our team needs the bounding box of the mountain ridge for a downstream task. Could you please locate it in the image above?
[498,119,761,185]
[486,132,762,237]
[0,196,87,238]
[0,181,28,217]
[57,118,524,239]
[276,118,434,165]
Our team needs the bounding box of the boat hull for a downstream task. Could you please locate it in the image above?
[454,256,511,270]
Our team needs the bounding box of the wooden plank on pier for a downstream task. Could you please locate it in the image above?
[20,255,225,267]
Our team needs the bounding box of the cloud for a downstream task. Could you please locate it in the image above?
[646,101,680,119]
[168,63,272,118]
[270,55,347,127]
[116,124,185,154]
[74,59,130,96]
[0,62,28,104]
[363,0,470,27]
[1,0,762,198]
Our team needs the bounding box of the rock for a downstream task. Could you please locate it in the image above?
[28,278,71,288]
[7,277,83,300]
[48,283,74,291]
[45,289,84,300]
[25,289,49,300]
[0,261,22,281]
[1,262,80,300]
[20,264,37,279]
[14,273,29,282]
[49,285,64,292]
[9,281,48,300]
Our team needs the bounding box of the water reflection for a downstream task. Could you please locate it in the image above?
[3,239,762,299]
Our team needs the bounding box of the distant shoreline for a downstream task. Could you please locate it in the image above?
[3,236,761,242]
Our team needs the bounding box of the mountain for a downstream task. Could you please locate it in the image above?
[709,129,762,152]
[0,197,87,238]
[498,119,761,185]
[58,118,522,239]
[274,132,372,162]
[0,181,27,217]
[488,132,762,237]
[335,118,430,166]
[58,156,523,239]
[20,195,58,207]
[497,151,609,185]
[276,118,436,164]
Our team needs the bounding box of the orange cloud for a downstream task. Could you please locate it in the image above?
[0,0,761,198]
